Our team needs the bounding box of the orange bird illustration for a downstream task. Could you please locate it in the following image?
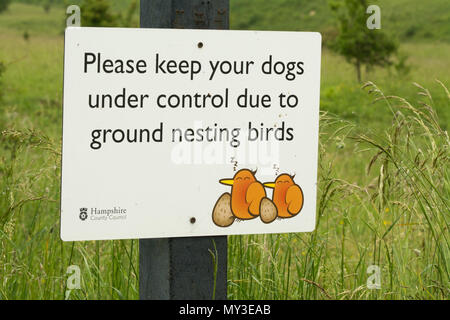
[264,174,304,218]
[212,169,277,227]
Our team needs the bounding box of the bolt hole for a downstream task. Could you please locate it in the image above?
[197,42,204,49]
[190,217,196,224]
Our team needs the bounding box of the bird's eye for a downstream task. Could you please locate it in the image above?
[244,177,250,180]
[236,177,242,180]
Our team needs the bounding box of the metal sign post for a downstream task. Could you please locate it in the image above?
[139,0,229,300]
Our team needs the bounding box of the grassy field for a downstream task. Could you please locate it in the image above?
[0,2,449,299]
[231,0,450,42]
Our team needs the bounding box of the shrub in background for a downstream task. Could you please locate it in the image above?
[0,0,12,13]
[80,0,118,27]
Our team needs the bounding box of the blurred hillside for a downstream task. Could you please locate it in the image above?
[230,0,450,43]
[9,0,450,43]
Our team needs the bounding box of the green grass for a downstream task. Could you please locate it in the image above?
[0,2,65,36]
[0,2,449,299]
[227,84,450,299]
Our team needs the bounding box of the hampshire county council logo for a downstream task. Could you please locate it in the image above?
[79,208,88,221]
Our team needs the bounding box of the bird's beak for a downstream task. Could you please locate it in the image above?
[263,182,276,189]
[219,179,234,186]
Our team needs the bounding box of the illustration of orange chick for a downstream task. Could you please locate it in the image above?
[264,174,304,218]
[212,169,278,227]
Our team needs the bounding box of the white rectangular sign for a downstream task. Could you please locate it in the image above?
[61,27,321,241]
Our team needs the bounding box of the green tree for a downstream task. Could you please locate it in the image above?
[0,0,12,14]
[330,0,397,82]
[80,0,118,27]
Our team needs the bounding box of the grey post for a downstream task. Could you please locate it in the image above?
[139,0,229,300]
